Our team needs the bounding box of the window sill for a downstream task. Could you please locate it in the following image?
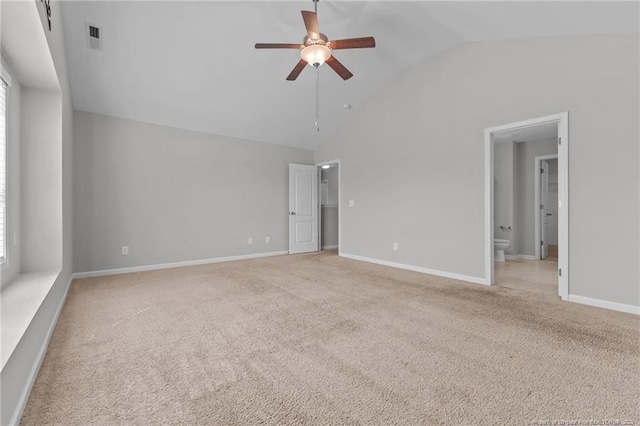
[1,270,60,371]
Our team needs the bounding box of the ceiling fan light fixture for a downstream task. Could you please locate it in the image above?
[300,44,331,68]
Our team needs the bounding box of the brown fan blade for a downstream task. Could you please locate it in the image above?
[330,37,376,50]
[255,43,301,49]
[326,55,353,80]
[301,11,320,39]
[286,59,308,81]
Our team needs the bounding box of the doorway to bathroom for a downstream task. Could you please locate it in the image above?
[317,160,340,253]
[484,113,569,300]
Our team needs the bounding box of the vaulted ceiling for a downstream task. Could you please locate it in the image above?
[60,1,638,150]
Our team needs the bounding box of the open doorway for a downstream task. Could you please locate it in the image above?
[317,161,340,253]
[484,113,569,300]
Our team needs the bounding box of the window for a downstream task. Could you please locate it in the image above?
[0,74,6,264]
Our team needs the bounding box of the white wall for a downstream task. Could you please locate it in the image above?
[20,89,62,272]
[315,34,639,308]
[73,111,313,273]
[514,138,557,256]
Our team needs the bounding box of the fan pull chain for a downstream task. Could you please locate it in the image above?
[315,67,320,132]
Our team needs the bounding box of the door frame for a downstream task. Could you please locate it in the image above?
[534,154,558,260]
[484,112,569,300]
[315,159,341,255]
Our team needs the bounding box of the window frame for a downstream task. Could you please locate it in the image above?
[0,64,12,269]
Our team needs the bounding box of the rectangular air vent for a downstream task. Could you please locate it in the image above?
[86,23,102,51]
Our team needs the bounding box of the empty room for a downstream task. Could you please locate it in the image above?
[1,1,639,425]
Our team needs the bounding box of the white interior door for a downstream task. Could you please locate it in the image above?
[289,164,318,254]
[540,160,549,259]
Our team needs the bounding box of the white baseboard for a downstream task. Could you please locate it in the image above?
[72,251,288,280]
[517,254,538,261]
[567,295,639,315]
[322,245,338,250]
[504,254,538,261]
[339,253,637,315]
[9,274,73,426]
[340,253,488,285]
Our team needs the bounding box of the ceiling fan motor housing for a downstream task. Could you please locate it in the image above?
[303,33,329,46]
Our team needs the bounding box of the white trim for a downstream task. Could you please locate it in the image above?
[534,154,558,260]
[557,113,569,300]
[340,253,488,285]
[322,245,338,250]
[484,126,494,286]
[315,159,341,256]
[9,274,72,426]
[0,64,13,87]
[72,251,288,279]
[317,168,322,252]
[0,63,9,271]
[567,295,640,316]
[485,112,569,301]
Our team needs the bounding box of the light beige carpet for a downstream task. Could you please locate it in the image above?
[21,251,640,425]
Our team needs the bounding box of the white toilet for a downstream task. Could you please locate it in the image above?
[494,239,510,262]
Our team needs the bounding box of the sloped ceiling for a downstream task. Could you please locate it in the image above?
[60,1,638,150]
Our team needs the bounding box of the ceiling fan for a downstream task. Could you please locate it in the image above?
[255,1,375,81]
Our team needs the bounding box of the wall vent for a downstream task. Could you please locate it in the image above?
[86,23,102,51]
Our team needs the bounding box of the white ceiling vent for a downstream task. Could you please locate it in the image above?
[86,23,102,51]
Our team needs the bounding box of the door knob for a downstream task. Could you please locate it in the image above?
[290,212,296,215]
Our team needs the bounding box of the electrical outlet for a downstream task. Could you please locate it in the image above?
[265,236,270,243]
[248,238,253,245]
[392,243,398,251]
[122,246,129,255]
